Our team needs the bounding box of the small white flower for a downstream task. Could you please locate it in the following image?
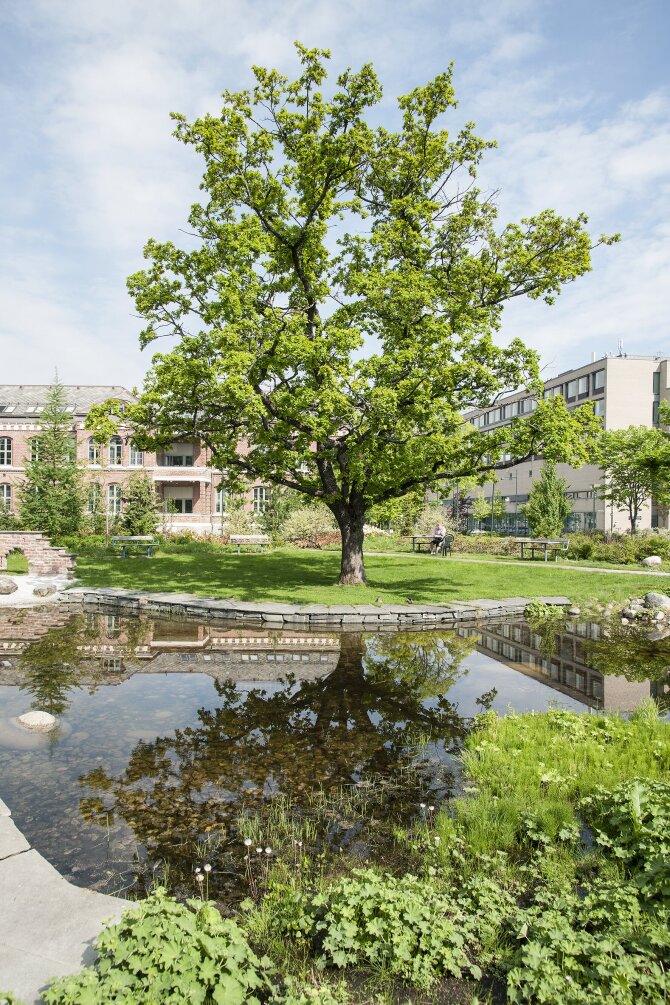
[265,847,272,856]
[428,805,435,812]
[196,873,204,883]
[434,836,441,844]
[195,867,202,874]
[297,840,303,848]
[256,847,263,855]
[419,802,426,809]
[244,838,252,847]
[204,863,212,873]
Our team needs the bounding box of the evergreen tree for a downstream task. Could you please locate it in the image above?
[121,471,159,536]
[523,462,572,538]
[19,380,84,540]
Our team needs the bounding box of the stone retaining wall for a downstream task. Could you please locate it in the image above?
[61,587,570,628]
[0,531,75,576]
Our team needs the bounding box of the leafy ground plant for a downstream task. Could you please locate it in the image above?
[43,889,276,1005]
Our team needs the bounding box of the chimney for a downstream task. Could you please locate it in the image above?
[591,352,596,362]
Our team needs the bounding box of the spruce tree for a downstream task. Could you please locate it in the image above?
[523,462,572,538]
[19,380,84,540]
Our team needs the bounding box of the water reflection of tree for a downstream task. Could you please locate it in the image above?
[583,615,670,706]
[79,631,482,867]
[18,615,150,715]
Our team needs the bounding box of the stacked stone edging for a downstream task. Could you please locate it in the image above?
[0,531,75,577]
[60,587,570,627]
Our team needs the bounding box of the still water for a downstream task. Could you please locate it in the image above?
[0,606,668,898]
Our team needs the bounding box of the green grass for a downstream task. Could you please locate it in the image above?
[439,703,670,861]
[72,542,669,606]
[5,550,29,574]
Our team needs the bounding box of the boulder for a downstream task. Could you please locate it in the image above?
[32,584,58,597]
[0,577,18,595]
[641,555,662,567]
[644,592,670,609]
[647,627,670,642]
[17,710,57,732]
[568,606,581,616]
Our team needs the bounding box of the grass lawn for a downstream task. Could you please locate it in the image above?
[72,543,669,606]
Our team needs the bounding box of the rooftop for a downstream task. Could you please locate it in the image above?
[0,385,135,419]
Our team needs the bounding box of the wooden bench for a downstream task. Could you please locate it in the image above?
[407,534,454,556]
[229,534,270,554]
[515,538,569,562]
[111,536,157,558]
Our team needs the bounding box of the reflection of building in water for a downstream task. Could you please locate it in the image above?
[458,620,659,712]
[0,611,341,687]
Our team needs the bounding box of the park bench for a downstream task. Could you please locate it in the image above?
[515,538,569,563]
[111,536,157,559]
[407,534,454,557]
[229,534,271,554]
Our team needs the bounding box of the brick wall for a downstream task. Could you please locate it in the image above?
[0,532,75,576]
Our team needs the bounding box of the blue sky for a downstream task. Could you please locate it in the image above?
[1,0,669,387]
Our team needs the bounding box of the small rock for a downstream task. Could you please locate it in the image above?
[568,606,581,616]
[621,617,629,625]
[641,555,662,567]
[32,584,57,597]
[0,577,18,595]
[655,611,666,621]
[621,607,639,619]
[644,592,670,609]
[647,627,670,642]
[17,710,57,732]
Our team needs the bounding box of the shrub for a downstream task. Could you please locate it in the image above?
[43,889,276,1005]
[451,533,517,555]
[275,868,479,989]
[413,505,457,538]
[282,506,338,549]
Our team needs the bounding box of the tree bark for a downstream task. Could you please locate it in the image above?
[332,502,367,586]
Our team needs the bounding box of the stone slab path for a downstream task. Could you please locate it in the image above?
[0,797,133,1004]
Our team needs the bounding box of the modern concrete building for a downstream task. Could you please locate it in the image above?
[0,384,270,533]
[462,354,670,533]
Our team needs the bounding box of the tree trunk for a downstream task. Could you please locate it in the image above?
[333,503,367,586]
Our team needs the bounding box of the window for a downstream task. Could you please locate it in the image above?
[30,438,40,462]
[87,484,102,514]
[161,444,194,466]
[503,401,518,419]
[566,379,578,399]
[0,405,15,413]
[253,486,269,512]
[594,399,605,418]
[215,486,227,514]
[0,484,11,511]
[108,484,122,514]
[653,401,660,426]
[167,498,193,514]
[104,614,121,639]
[653,372,661,395]
[109,436,123,465]
[490,407,501,424]
[577,375,589,396]
[129,444,143,466]
[593,369,605,391]
[0,438,12,466]
[88,437,100,465]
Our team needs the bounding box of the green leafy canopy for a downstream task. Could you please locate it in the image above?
[89,43,616,580]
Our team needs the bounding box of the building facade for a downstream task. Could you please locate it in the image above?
[461,354,670,533]
[0,385,271,533]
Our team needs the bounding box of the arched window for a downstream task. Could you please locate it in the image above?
[0,484,11,511]
[129,444,143,466]
[108,484,122,514]
[88,437,100,465]
[109,436,123,465]
[0,438,12,466]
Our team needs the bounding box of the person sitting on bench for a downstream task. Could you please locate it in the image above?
[430,522,446,555]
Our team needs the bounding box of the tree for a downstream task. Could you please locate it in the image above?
[122,471,160,536]
[20,379,84,540]
[89,45,612,585]
[598,426,670,534]
[523,461,572,538]
[472,491,506,527]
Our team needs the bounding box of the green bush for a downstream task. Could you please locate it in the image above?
[580,780,670,902]
[43,889,276,1005]
[507,879,670,1004]
[451,533,518,555]
[281,506,338,548]
[565,532,670,565]
[276,868,479,989]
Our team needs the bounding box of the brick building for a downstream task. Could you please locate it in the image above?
[0,385,270,533]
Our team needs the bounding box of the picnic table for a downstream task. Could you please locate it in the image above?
[111,536,157,558]
[407,534,454,557]
[229,534,270,554]
[515,538,569,562]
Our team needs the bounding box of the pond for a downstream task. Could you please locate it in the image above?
[0,606,668,900]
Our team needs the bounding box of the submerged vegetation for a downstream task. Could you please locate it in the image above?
[40,706,670,1004]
